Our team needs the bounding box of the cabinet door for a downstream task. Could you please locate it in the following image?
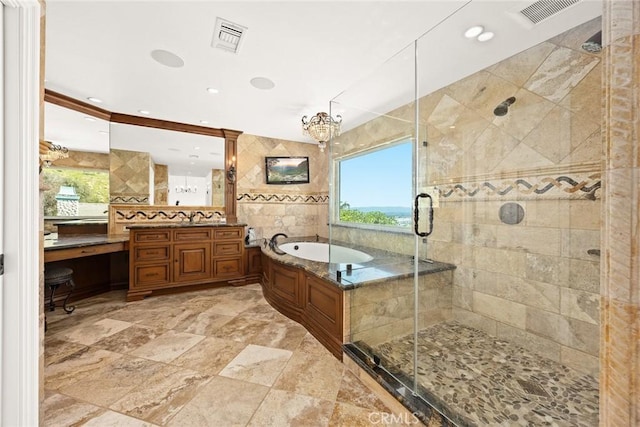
[174,242,211,282]
[213,257,244,278]
[305,274,343,337]
[246,246,263,274]
[271,262,303,307]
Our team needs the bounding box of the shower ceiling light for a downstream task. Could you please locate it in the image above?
[301,112,342,152]
[464,25,484,38]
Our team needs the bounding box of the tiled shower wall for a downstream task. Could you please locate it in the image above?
[336,18,602,376]
[236,134,329,241]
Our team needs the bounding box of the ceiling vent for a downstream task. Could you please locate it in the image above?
[211,17,247,54]
[519,0,582,24]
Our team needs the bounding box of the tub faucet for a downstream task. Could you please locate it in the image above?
[269,233,288,254]
[315,234,319,242]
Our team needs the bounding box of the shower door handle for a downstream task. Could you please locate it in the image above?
[414,193,433,237]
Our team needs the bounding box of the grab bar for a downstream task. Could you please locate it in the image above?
[413,193,434,237]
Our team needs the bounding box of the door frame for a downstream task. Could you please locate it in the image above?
[1,0,41,425]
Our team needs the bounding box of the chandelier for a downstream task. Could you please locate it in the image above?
[39,140,69,168]
[175,176,198,193]
[301,112,342,152]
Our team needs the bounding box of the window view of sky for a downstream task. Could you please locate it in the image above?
[339,141,412,208]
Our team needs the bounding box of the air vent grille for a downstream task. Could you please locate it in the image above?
[211,18,247,54]
[519,0,582,24]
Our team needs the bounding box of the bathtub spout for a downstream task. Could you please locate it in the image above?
[269,233,288,254]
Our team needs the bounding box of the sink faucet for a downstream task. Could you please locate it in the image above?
[188,211,196,223]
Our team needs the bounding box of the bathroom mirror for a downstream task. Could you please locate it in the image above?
[109,122,225,207]
[43,98,226,210]
[43,101,111,218]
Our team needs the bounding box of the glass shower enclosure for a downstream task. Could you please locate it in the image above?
[329,4,602,426]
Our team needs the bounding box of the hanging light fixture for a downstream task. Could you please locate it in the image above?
[175,176,198,193]
[301,112,342,152]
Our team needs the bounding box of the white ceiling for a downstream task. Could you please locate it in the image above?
[44,0,602,175]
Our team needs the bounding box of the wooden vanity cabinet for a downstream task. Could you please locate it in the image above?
[128,225,244,301]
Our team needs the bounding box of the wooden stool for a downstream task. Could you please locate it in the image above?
[44,267,76,314]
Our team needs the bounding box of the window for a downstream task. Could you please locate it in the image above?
[337,140,412,229]
[42,168,109,217]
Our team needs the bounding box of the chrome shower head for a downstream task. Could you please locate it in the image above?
[493,96,516,117]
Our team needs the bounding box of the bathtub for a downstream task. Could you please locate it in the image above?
[278,242,373,264]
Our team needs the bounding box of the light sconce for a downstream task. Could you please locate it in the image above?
[301,112,342,152]
[227,156,236,183]
[39,140,69,169]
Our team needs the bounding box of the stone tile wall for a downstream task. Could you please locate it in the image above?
[154,163,168,205]
[349,271,453,347]
[236,134,329,240]
[109,148,151,204]
[600,0,640,425]
[336,18,603,376]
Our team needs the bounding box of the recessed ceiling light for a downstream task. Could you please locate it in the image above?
[150,49,184,68]
[87,97,102,103]
[138,110,150,115]
[200,120,209,124]
[250,77,275,90]
[84,116,96,122]
[206,87,219,94]
[189,162,195,165]
[99,130,109,135]
[194,146,200,150]
[477,31,495,42]
[189,154,199,159]
[168,148,181,152]
[464,25,484,38]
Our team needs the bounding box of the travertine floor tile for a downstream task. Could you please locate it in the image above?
[92,324,167,353]
[167,376,269,427]
[129,330,205,363]
[53,318,132,346]
[247,389,334,427]
[43,391,103,426]
[219,344,293,387]
[273,349,344,401]
[44,288,401,427]
[45,347,123,390]
[81,410,160,426]
[171,336,246,374]
[58,355,165,406]
[109,364,211,425]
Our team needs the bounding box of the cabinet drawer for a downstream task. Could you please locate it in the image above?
[213,257,243,278]
[214,241,242,256]
[214,227,242,240]
[134,246,170,262]
[133,263,170,287]
[174,228,212,241]
[133,230,171,243]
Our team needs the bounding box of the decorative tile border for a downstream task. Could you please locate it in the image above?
[238,192,329,204]
[108,204,225,234]
[435,173,601,201]
[110,195,149,204]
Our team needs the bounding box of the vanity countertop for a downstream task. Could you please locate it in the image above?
[126,222,247,229]
[44,233,129,251]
